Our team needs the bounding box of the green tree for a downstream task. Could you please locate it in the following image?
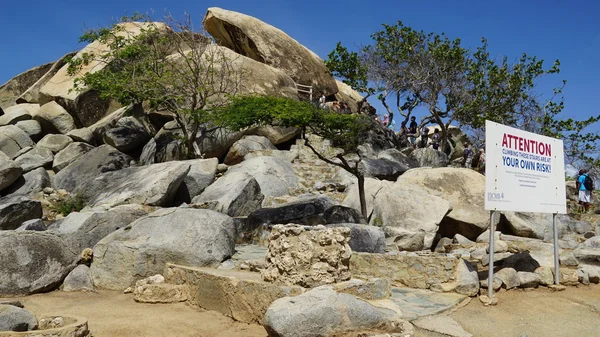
[326,21,573,155]
[216,95,375,218]
[67,13,245,158]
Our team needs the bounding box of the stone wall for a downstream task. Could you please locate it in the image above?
[261,224,352,287]
[351,252,460,290]
[165,264,303,324]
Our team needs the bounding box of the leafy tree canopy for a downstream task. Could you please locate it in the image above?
[326,21,600,166]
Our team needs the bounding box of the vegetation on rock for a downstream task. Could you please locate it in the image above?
[67,13,245,159]
[216,95,373,218]
[327,21,600,166]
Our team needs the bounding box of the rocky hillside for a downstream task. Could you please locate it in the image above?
[1,6,599,337]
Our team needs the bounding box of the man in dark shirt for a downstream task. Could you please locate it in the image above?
[408,116,418,146]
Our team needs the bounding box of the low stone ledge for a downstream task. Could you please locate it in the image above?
[133,283,188,303]
[351,252,460,290]
[0,316,89,337]
[164,264,304,324]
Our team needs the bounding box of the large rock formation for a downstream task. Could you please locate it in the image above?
[90,208,236,289]
[0,125,35,158]
[38,23,168,126]
[334,79,363,113]
[73,161,190,207]
[203,7,338,96]
[0,231,77,295]
[17,52,77,105]
[191,171,264,216]
[53,145,132,192]
[0,62,54,109]
[264,286,410,337]
[370,183,452,251]
[0,151,22,192]
[397,167,488,240]
[0,195,42,230]
[225,156,299,199]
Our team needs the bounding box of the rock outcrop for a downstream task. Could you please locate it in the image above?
[398,167,488,240]
[38,23,168,127]
[0,61,54,109]
[0,151,22,192]
[0,231,77,295]
[264,286,410,337]
[53,145,131,192]
[74,161,190,208]
[191,171,264,216]
[90,208,236,289]
[0,195,42,230]
[203,7,338,96]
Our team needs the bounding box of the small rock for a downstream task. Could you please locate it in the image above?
[43,187,54,194]
[583,231,596,239]
[577,269,590,285]
[486,240,508,253]
[453,234,474,245]
[476,230,501,243]
[534,267,554,286]
[0,304,37,332]
[16,219,45,232]
[81,248,93,263]
[495,268,520,289]
[549,284,566,292]
[217,259,236,270]
[480,278,502,291]
[434,237,454,253]
[517,271,541,288]
[478,295,498,306]
[560,251,579,266]
[216,163,228,173]
[37,134,73,153]
[62,265,94,292]
[482,252,512,266]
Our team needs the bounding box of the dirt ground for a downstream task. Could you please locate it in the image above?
[449,284,600,337]
[11,290,267,337]
[6,285,600,337]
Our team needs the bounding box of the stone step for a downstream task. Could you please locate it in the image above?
[164,264,303,324]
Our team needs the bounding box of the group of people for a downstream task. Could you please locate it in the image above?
[463,142,485,173]
[318,94,351,114]
[397,116,441,150]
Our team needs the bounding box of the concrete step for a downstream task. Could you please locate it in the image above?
[164,264,303,324]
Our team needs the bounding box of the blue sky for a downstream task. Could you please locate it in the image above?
[1,0,599,125]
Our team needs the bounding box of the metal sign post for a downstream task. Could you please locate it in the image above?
[487,210,496,299]
[552,213,560,284]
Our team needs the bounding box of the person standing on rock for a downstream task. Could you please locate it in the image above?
[463,143,474,169]
[478,148,486,173]
[319,93,326,108]
[408,116,418,147]
[420,126,430,148]
[431,129,441,150]
[577,169,593,213]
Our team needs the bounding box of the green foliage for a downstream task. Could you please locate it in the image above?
[325,42,372,95]
[51,194,87,216]
[216,96,373,153]
[327,20,599,165]
[67,12,244,158]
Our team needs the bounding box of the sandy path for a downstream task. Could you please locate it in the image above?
[10,290,267,337]
[450,284,600,337]
[7,285,600,337]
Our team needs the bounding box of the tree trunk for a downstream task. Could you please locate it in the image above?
[357,174,368,219]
